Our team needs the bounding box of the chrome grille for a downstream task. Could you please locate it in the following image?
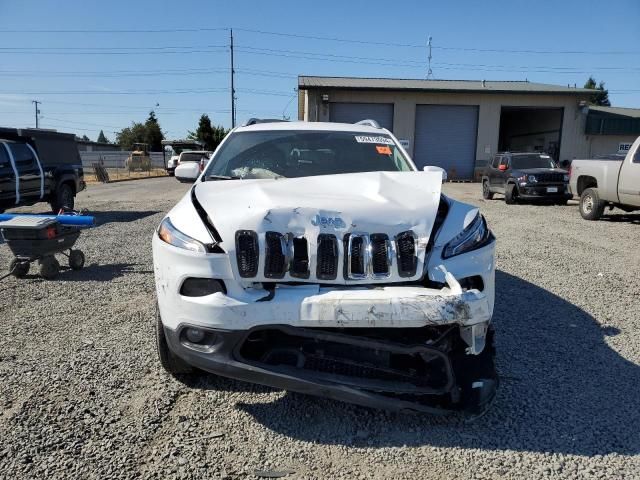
[237,229,420,281]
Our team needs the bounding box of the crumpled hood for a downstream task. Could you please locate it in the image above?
[194,171,443,244]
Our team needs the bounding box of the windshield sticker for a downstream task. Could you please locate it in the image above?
[376,145,392,155]
[354,135,394,145]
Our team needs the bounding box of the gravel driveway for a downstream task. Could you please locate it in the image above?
[1,178,638,479]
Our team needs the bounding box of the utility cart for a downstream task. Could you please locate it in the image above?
[0,216,85,279]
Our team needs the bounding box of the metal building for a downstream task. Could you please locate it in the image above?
[298,76,598,180]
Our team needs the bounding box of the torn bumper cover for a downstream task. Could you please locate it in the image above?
[164,322,497,414]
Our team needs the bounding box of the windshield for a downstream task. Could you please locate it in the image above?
[204,130,413,180]
[167,145,200,155]
[511,154,556,169]
[180,152,207,162]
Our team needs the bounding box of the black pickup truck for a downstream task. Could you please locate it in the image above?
[0,128,85,213]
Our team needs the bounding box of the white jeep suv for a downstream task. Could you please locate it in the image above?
[153,119,497,414]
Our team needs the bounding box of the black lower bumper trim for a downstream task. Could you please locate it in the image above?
[164,323,497,415]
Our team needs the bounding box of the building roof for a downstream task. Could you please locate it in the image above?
[298,76,596,95]
[588,106,640,118]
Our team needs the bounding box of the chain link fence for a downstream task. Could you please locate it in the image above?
[80,151,167,182]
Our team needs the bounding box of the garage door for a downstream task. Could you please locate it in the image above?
[329,103,394,131]
[414,105,478,180]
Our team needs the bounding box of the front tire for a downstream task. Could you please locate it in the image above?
[155,308,195,377]
[504,184,517,204]
[50,183,74,213]
[580,188,605,220]
[482,180,494,200]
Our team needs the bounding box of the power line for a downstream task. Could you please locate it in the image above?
[0,25,636,55]
[0,47,227,56]
[0,88,228,95]
[433,45,640,55]
[0,27,229,34]
[235,28,425,49]
[0,44,226,51]
[0,67,300,78]
[41,116,122,129]
[235,28,640,55]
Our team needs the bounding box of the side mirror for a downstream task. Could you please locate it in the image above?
[498,164,508,171]
[423,166,447,182]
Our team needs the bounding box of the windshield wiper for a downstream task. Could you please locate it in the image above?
[206,174,241,181]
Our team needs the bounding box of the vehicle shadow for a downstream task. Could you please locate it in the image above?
[52,262,152,282]
[93,210,161,226]
[598,213,640,225]
[233,270,640,456]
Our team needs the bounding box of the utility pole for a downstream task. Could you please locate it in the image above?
[427,36,433,79]
[32,100,41,128]
[230,28,236,128]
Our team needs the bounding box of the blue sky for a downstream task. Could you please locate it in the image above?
[1,0,638,141]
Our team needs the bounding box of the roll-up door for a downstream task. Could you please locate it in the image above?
[329,103,394,131]
[413,105,478,180]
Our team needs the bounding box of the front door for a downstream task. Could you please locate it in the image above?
[0,144,17,204]
[9,143,42,200]
[618,142,640,207]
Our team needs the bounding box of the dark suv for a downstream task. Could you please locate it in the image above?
[0,128,85,213]
[482,152,571,205]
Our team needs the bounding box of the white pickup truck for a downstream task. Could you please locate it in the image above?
[570,136,640,220]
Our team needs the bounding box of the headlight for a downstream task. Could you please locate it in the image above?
[527,175,537,183]
[563,174,569,182]
[442,213,493,259]
[157,217,206,253]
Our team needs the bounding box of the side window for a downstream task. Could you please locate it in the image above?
[491,156,500,168]
[9,143,36,168]
[500,156,510,168]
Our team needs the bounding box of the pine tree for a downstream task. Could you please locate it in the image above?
[584,77,611,106]
[97,130,109,143]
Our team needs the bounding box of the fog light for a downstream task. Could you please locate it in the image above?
[185,327,206,344]
[180,278,225,297]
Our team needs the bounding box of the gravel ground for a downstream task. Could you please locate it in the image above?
[0,177,638,479]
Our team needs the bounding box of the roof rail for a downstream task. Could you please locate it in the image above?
[243,118,288,127]
[355,119,381,128]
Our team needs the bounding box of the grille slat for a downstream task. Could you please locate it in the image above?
[396,231,417,278]
[235,231,259,278]
[264,232,287,279]
[317,234,338,280]
[370,234,391,277]
[290,237,310,278]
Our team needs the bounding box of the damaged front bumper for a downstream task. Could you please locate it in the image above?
[164,322,497,415]
[154,237,498,413]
